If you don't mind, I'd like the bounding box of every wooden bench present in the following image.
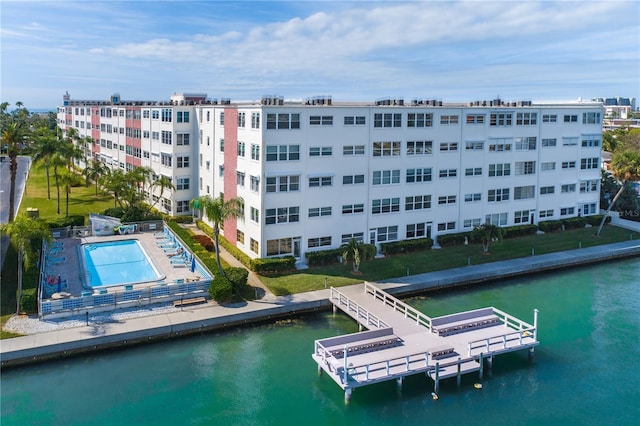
[173,297,207,308]
[429,345,455,359]
[431,308,501,336]
[326,335,400,358]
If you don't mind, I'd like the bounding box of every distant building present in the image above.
[58,93,603,261]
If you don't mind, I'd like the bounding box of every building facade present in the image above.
[59,93,603,262]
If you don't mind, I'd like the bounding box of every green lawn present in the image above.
[259,226,640,296]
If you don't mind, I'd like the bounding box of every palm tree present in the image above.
[82,159,108,195]
[190,195,244,275]
[50,152,67,215]
[471,223,504,253]
[150,174,175,209]
[2,123,23,222]
[341,238,363,273]
[0,214,52,313]
[596,150,640,235]
[59,169,76,217]
[103,168,129,208]
[31,127,58,199]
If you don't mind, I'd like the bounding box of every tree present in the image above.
[31,126,58,199]
[150,174,175,209]
[190,195,244,275]
[82,159,107,195]
[50,152,67,214]
[471,223,504,254]
[596,150,640,235]
[0,214,52,313]
[2,123,23,222]
[341,238,363,273]
[102,168,129,208]
[59,169,76,217]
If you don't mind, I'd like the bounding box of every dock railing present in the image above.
[363,282,433,331]
[329,287,390,329]
[466,307,538,356]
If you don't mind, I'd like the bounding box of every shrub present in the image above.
[193,234,214,252]
[437,232,472,247]
[306,248,342,266]
[170,215,193,224]
[102,207,126,218]
[209,275,233,302]
[45,215,85,228]
[561,217,587,230]
[251,256,296,274]
[224,267,249,294]
[380,238,433,255]
[585,214,611,226]
[502,224,538,239]
[21,288,37,313]
[538,220,563,233]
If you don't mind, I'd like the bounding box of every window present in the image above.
[407,113,433,127]
[236,171,245,187]
[266,175,300,192]
[372,198,400,214]
[485,213,507,226]
[466,114,485,124]
[308,236,332,248]
[490,113,512,126]
[563,115,578,123]
[581,137,600,147]
[309,176,332,187]
[251,112,260,129]
[516,112,537,125]
[540,186,555,195]
[162,198,172,212]
[344,116,366,125]
[343,174,365,185]
[580,157,599,169]
[406,168,432,183]
[582,112,601,124]
[580,180,598,193]
[309,115,333,125]
[342,204,364,214]
[542,114,557,123]
[373,170,400,185]
[560,207,575,216]
[515,137,536,150]
[161,131,172,145]
[250,207,259,223]
[220,111,224,126]
[514,185,535,200]
[236,230,245,245]
[465,167,482,176]
[374,113,402,128]
[343,145,365,155]
[465,141,484,150]
[562,161,576,169]
[439,169,457,178]
[176,177,190,190]
[582,203,597,215]
[561,184,576,193]
[309,207,332,218]
[250,175,260,192]
[152,110,159,120]
[177,111,189,123]
[437,222,456,231]
[309,146,332,156]
[489,163,511,177]
[176,156,189,168]
[405,195,431,210]
[539,209,554,218]
[542,138,557,147]
[237,112,246,128]
[161,108,172,122]
[439,142,458,151]
[488,141,512,151]
[220,139,224,152]
[373,141,400,156]
[464,218,482,228]
[341,233,364,244]
[406,140,432,155]
[438,195,456,205]
[407,223,431,238]
[266,145,300,161]
[250,238,259,254]
[265,207,300,225]
[488,188,509,202]
[266,238,293,256]
[176,134,190,146]
[251,144,260,160]
[440,115,459,125]
[237,141,246,157]
[206,111,210,122]
[219,165,224,177]
[161,153,172,167]
[562,137,578,146]
[266,113,300,129]
[176,200,190,213]
[374,226,398,242]
[540,161,556,172]
[464,193,481,202]
[515,161,536,175]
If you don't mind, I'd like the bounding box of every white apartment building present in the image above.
[59,93,603,262]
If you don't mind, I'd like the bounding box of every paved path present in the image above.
[1,238,639,367]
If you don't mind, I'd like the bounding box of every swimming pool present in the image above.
[81,239,163,288]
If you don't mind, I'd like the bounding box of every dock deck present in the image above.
[312,282,538,400]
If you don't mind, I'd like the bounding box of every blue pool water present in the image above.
[82,239,162,287]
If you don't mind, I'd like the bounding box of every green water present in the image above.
[2,259,639,425]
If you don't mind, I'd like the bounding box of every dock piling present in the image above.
[456,357,462,387]
[479,352,484,380]
[434,362,440,393]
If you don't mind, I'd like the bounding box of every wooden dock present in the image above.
[312,282,539,401]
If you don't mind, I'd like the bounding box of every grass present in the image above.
[258,226,640,296]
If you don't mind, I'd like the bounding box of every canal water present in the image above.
[2,259,639,425]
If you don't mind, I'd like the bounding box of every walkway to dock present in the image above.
[313,282,538,401]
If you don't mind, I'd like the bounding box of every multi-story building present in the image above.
[59,93,603,263]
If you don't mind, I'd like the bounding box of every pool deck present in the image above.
[2,237,640,369]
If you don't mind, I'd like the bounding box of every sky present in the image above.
[1,0,639,110]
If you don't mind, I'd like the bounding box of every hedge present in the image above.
[21,288,37,313]
[251,256,296,273]
[209,275,233,302]
[585,214,612,226]
[224,267,249,294]
[380,238,433,255]
[436,231,472,247]
[538,220,563,233]
[45,215,85,228]
[502,224,538,239]
[306,249,342,266]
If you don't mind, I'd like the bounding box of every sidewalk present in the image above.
[2,239,640,368]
